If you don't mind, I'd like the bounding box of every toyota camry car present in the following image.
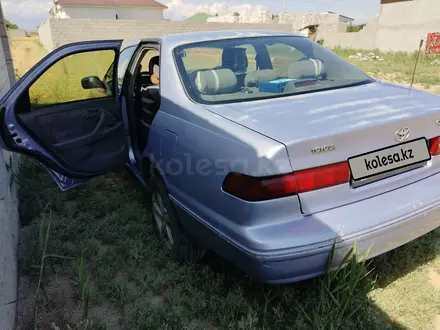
[2,31,440,283]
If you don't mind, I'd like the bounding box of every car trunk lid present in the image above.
[205,81,440,214]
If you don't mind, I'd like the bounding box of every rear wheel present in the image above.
[150,175,206,263]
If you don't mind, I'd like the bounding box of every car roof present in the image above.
[121,30,302,52]
[158,30,300,48]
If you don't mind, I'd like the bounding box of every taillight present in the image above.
[293,162,350,193]
[222,162,350,202]
[429,136,440,156]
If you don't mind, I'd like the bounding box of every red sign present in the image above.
[426,33,440,55]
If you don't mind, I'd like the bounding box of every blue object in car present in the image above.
[258,78,295,93]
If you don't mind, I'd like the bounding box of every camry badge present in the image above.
[311,145,336,154]
[395,128,410,142]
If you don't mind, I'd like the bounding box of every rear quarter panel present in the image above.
[144,51,300,245]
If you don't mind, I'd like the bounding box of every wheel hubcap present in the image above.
[152,192,174,249]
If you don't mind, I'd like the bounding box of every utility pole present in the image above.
[284,0,287,13]
[0,0,15,97]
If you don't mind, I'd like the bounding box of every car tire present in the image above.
[150,175,206,264]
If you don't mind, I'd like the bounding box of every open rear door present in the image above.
[0,40,127,191]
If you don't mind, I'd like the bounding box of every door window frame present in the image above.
[0,40,124,178]
[122,41,161,165]
[27,49,118,110]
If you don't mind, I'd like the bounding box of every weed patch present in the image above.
[333,48,440,89]
[17,158,433,330]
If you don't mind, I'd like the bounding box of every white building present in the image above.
[280,11,354,33]
[49,0,167,20]
[207,10,273,24]
[207,14,238,23]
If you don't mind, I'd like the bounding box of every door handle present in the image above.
[84,109,100,119]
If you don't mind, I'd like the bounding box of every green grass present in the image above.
[333,48,440,89]
[17,158,440,329]
[29,50,114,107]
[185,12,211,22]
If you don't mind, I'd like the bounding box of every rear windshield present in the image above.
[173,36,373,104]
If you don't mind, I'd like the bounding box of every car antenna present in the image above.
[410,39,424,89]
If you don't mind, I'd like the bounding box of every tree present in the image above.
[5,19,18,30]
[233,12,240,17]
[346,23,366,33]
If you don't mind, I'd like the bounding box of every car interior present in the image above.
[126,46,162,163]
[125,44,326,161]
[186,46,327,103]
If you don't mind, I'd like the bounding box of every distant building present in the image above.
[49,0,167,21]
[207,10,273,24]
[280,11,354,33]
[207,14,238,23]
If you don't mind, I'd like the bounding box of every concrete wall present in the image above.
[7,29,27,38]
[38,18,293,51]
[280,12,349,33]
[0,3,19,330]
[38,19,54,50]
[320,17,378,50]
[375,0,440,52]
[55,5,165,20]
[320,0,440,52]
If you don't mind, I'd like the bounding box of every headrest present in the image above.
[245,70,278,87]
[149,56,160,85]
[149,56,160,73]
[195,69,237,95]
[222,48,248,72]
[288,59,325,80]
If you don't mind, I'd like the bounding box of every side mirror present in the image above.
[81,76,105,90]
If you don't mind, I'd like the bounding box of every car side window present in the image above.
[103,62,114,91]
[182,47,223,71]
[117,46,137,86]
[28,50,116,108]
[266,43,305,77]
[141,49,160,73]
[236,44,257,71]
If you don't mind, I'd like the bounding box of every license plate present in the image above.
[348,138,431,181]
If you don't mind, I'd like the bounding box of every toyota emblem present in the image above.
[395,128,410,142]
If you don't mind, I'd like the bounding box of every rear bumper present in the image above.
[172,171,440,284]
[247,201,440,283]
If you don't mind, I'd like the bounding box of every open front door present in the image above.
[0,40,127,191]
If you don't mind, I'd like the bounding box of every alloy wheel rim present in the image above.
[152,192,174,250]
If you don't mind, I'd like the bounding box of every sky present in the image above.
[2,0,381,30]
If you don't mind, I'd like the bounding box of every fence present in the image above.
[38,18,293,50]
[320,0,440,52]
[7,29,28,38]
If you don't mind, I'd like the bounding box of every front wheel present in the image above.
[150,175,206,263]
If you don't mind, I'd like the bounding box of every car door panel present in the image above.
[0,40,127,190]
[18,97,126,173]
